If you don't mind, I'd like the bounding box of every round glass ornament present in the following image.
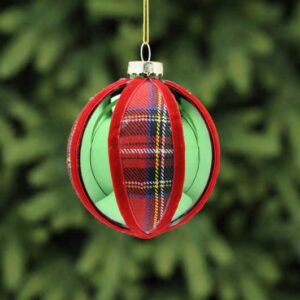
[67,61,220,239]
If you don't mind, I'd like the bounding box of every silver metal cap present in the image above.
[127,61,163,77]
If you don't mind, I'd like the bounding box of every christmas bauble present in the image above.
[67,61,220,239]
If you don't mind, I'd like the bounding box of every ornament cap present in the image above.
[127,61,163,78]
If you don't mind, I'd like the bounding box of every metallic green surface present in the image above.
[80,97,213,224]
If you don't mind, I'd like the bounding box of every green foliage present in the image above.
[0,0,300,299]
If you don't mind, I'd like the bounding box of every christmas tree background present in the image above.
[0,0,300,299]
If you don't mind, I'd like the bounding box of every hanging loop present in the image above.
[140,42,151,62]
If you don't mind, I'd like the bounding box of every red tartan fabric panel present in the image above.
[119,80,174,232]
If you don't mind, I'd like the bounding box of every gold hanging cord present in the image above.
[141,0,151,61]
[143,0,150,43]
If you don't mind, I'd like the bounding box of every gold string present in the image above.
[143,0,150,43]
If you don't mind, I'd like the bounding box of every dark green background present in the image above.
[0,0,299,299]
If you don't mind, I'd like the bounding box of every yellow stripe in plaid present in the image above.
[123,115,169,121]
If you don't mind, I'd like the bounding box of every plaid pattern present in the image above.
[119,81,174,232]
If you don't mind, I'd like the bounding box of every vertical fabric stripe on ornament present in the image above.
[119,80,174,232]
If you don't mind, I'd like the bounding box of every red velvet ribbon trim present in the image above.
[68,78,132,235]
